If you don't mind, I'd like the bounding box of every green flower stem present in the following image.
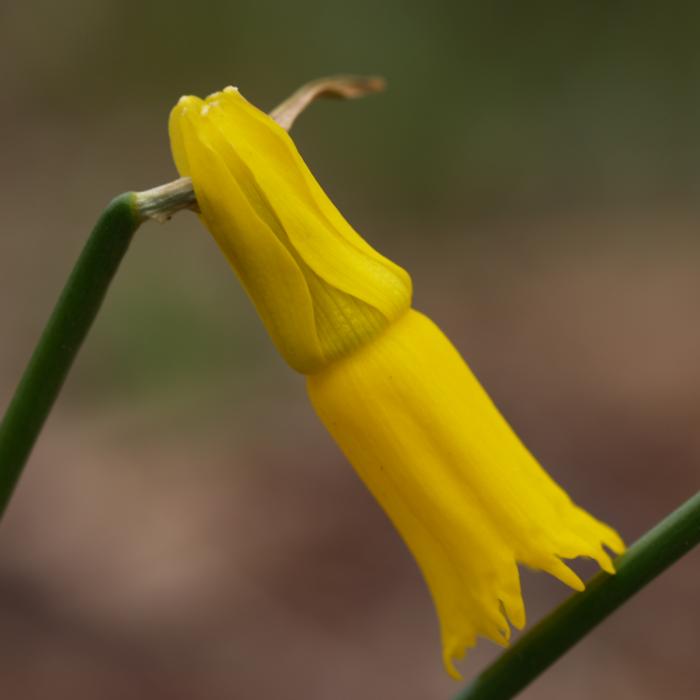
[456,489,700,700]
[0,193,142,518]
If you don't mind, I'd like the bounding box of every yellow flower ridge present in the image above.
[170,86,411,374]
[169,86,625,678]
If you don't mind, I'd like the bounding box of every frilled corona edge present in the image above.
[169,85,625,679]
[307,309,625,678]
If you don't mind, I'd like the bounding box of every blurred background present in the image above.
[1,1,699,698]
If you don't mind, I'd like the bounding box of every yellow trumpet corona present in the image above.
[169,86,625,678]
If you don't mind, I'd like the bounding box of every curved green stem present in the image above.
[456,489,700,700]
[0,193,141,518]
[0,74,378,522]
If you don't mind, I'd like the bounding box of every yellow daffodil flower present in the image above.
[169,86,625,678]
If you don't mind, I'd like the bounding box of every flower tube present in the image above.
[169,86,624,678]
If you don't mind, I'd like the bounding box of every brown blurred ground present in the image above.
[1,2,699,699]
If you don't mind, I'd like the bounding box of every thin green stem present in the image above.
[0,74,377,522]
[0,193,142,518]
[455,490,700,700]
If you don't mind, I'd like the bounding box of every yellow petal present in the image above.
[173,98,324,373]
[168,88,412,371]
[307,309,624,677]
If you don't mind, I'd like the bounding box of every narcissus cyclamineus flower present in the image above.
[169,86,625,678]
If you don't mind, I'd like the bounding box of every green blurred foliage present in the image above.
[5,0,700,216]
[4,0,700,403]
